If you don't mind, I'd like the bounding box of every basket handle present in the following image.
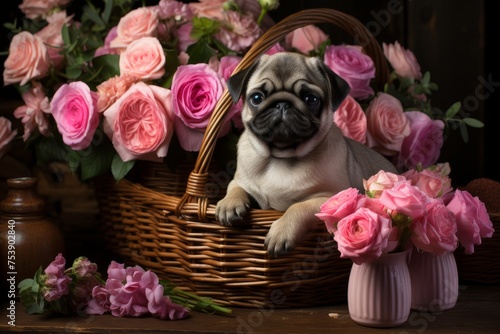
[176,8,390,220]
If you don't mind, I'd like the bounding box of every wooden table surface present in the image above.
[1,283,499,333]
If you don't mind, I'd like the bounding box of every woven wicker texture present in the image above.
[96,8,390,308]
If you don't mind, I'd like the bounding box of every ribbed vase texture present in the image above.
[408,250,459,311]
[347,250,411,327]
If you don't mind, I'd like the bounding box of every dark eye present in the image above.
[249,92,264,106]
[302,93,320,108]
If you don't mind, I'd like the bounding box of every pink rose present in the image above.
[265,43,286,55]
[402,168,452,198]
[323,44,375,100]
[103,82,174,162]
[219,55,244,128]
[446,190,495,254]
[189,0,226,20]
[119,37,166,81]
[0,117,17,159]
[410,199,458,254]
[379,180,428,220]
[19,0,71,20]
[96,74,135,113]
[50,81,99,150]
[284,25,329,55]
[215,11,261,53]
[362,170,405,198]
[171,63,226,151]
[334,207,392,264]
[13,81,51,141]
[34,11,72,69]
[3,31,50,86]
[316,188,361,233]
[383,41,422,80]
[365,93,411,156]
[395,111,444,170]
[334,95,367,144]
[110,7,159,51]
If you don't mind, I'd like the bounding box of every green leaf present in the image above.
[79,135,115,181]
[459,122,469,143]
[111,154,135,181]
[462,117,485,128]
[61,24,71,47]
[102,0,114,23]
[445,101,461,118]
[92,54,120,79]
[35,136,70,165]
[186,40,217,64]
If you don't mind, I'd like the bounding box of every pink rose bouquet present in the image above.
[316,165,495,264]
[18,253,232,319]
[2,0,280,181]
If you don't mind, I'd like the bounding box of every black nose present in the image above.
[276,102,291,113]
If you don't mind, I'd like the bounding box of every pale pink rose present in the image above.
[96,74,135,113]
[355,196,388,216]
[402,168,452,198]
[171,63,226,151]
[334,207,392,264]
[0,118,18,159]
[395,111,444,170]
[13,81,51,141]
[334,95,367,144]
[285,25,329,55]
[119,37,166,81]
[362,170,405,198]
[50,81,99,150]
[110,7,159,51]
[316,188,361,233]
[265,43,286,55]
[383,41,422,80]
[365,93,411,156]
[34,11,72,69]
[19,0,71,20]
[189,0,226,20]
[410,199,458,254]
[215,11,261,53]
[323,44,375,100]
[3,31,50,86]
[94,26,119,57]
[379,180,428,220]
[103,82,174,162]
[446,190,495,254]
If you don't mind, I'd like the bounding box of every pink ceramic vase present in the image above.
[347,250,412,327]
[408,249,459,311]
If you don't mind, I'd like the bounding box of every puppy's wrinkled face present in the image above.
[228,52,349,158]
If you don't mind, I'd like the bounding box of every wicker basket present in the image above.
[95,8,391,308]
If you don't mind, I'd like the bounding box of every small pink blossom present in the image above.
[218,55,244,128]
[0,118,17,159]
[323,44,375,100]
[96,74,135,113]
[383,41,422,80]
[42,253,71,302]
[365,92,411,156]
[334,95,367,144]
[19,0,71,20]
[215,11,261,53]
[94,26,119,57]
[13,81,51,141]
[446,190,495,254]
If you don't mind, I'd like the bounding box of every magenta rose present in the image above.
[365,92,411,156]
[334,95,367,144]
[395,111,444,170]
[383,41,422,80]
[334,207,392,264]
[315,188,361,233]
[171,63,226,151]
[103,82,174,162]
[410,199,458,254]
[50,81,99,150]
[285,25,329,55]
[323,44,375,100]
[446,190,495,254]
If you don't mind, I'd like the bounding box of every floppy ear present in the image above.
[318,62,351,111]
[227,59,261,103]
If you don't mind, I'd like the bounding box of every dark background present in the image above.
[1,0,498,187]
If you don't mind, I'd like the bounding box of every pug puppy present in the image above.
[215,52,397,256]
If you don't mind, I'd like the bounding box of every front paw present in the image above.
[215,196,251,226]
[264,217,303,257]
